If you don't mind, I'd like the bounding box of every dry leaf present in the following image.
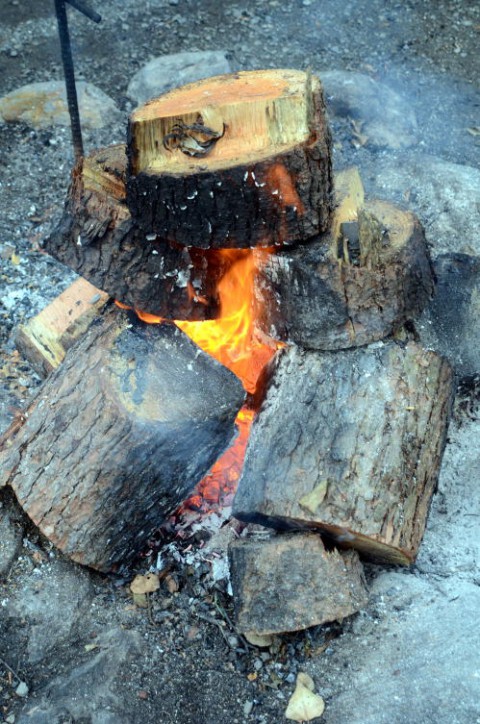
[84,643,99,652]
[132,592,148,608]
[467,126,480,137]
[11,252,21,265]
[350,118,369,148]
[285,672,325,722]
[299,480,328,514]
[130,573,160,595]
[165,574,179,594]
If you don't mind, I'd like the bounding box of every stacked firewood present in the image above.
[0,71,453,636]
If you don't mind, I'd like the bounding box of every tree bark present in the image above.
[126,69,333,248]
[229,532,368,635]
[1,305,245,571]
[233,341,454,565]
[45,145,225,320]
[254,198,434,350]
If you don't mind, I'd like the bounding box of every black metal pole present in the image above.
[54,0,84,160]
[65,0,101,23]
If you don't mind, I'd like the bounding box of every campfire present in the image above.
[0,69,454,637]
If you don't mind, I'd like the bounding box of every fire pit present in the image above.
[0,69,454,635]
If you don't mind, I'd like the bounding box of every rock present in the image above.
[229,532,368,635]
[364,154,480,257]
[18,627,142,724]
[417,254,480,379]
[0,81,121,129]
[15,681,29,697]
[7,558,93,664]
[319,70,418,148]
[0,495,23,577]
[126,51,233,106]
[312,573,480,724]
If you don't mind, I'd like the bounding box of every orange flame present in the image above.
[118,247,278,513]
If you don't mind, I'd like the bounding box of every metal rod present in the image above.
[65,0,101,23]
[54,0,84,160]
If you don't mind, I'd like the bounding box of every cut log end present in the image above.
[126,69,333,248]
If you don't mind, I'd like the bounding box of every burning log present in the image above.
[254,193,434,350]
[233,341,454,565]
[229,532,369,635]
[45,145,224,320]
[126,69,333,249]
[0,305,245,571]
[15,278,108,377]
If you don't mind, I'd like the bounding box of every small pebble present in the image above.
[243,700,254,716]
[15,681,28,697]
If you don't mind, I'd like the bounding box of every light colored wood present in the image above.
[126,69,333,248]
[82,143,126,200]
[129,69,316,175]
[15,278,109,376]
[331,166,365,241]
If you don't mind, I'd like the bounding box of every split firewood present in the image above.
[0,305,245,571]
[233,341,454,565]
[254,168,434,350]
[15,278,108,377]
[45,145,225,320]
[126,69,333,249]
[229,532,368,635]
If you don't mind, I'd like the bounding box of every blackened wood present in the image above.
[416,253,480,380]
[254,200,434,350]
[233,341,454,565]
[0,305,245,571]
[229,532,368,635]
[126,70,333,248]
[45,145,223,320]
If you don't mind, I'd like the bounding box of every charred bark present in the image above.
[126,69,333,248]
[45,145,224,320]
[254,200,434,350]
[233,341,454,565]
[1,305,245,571]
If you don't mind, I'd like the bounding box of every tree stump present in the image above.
[229,532,369,635]
[0,305,245,571]
[233,341,454,565]
[45,145,225,320]
[254,192,434,350]
[126,69,333,248]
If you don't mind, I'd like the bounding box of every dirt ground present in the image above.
[0,1,479,723]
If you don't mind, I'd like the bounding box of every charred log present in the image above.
[45,145,224,320]
[0,305,245,571]
[126,69,333,248]
[254,199,434,350]
[233,341,454,565]
[229,532,368,635]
